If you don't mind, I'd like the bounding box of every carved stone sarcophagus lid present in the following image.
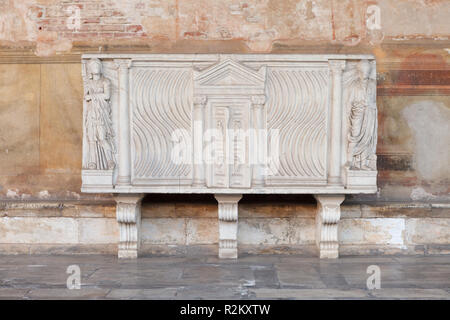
[81,54,378,259]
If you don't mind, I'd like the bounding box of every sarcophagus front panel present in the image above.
[81,54,378,194]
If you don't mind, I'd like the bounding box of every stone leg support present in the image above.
[313,195,345,259]
[114,194,144,259]
[215,194,242,259]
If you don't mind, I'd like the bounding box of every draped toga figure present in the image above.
[83,58,116,170]
[344,60,378,171]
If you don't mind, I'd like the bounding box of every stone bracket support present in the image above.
[114,193,144,259]
[215,194,242,259]
[313,194,345,259]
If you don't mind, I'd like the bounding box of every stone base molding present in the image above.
[114,194,144,259]
[314,195,345,259]
[215,194,242,259]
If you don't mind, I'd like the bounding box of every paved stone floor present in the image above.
[0,254,449,299]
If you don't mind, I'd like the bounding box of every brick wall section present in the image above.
[29,1,146,40]
[2,0,449,45]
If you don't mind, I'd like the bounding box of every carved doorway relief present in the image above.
[206,100,251,188]
[193,57,266,189]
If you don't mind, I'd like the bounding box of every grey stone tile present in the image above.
[276,264,327,289]
[277,256,320,264]
[25,288,109,299]
[393,255,450,264]
[250,288,370,299]
[368,288,450,299]
[0,288,29,299]
[206,255,280,265]
[107,288,178,299]
[0,267,70,289]
[181,265,255,286]
[335,256,398,264]
[253,268,280,288]
[176,285,250,300]
[85,268,184,289]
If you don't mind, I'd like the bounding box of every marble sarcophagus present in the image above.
[81,54,378,259]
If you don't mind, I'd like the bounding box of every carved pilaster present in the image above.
[193,96,207,187]
[251,95,266,187]
[314,194,345,259]
[328,60,346,185]
[114,193,144,259]
[115,59,132,186]
[215,194,242,259]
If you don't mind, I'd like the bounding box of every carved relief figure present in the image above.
[83,58,116,170]
[344,60,377,170]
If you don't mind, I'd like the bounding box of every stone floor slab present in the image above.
[107,288,178,299]
[369,288,449,299]
[0,254,448,299]
[250,288,370,299]
[25,288,110,299]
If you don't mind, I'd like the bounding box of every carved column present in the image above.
[215,194,242,259]
[115,194,144,259]
[193,96,207,187]
[115,59,132,185]
[251,95,266,187]
[314,194,345,259]
[328,60,346,185]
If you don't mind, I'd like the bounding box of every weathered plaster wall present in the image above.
[1,0,449,54]
[0,0,449,255]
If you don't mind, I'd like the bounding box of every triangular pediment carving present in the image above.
[194,58,265,87]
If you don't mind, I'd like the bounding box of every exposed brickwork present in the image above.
[1,0,449,48]
[29,0,147,40]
